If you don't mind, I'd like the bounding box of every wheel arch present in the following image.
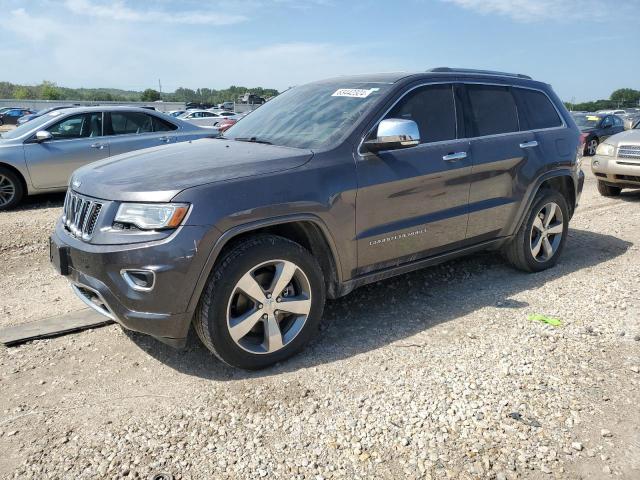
[187,215,344,313]
[0,162,28,194]
[511,170,577,236]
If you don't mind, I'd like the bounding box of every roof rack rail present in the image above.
[428,67,532,80]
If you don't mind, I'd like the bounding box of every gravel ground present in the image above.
[0,165,638,479]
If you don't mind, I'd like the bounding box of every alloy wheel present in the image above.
[0,174,16,207]
[226,259,312,354]
[530,202,564,262]
[586,139,598,156]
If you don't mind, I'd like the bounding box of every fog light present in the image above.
[593,160,600,167]
[121,269,155,292]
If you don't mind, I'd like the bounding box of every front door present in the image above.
[24,112,108,189]
[355,83,471,272]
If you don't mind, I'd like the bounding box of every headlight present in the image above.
[114,203,189,230]
[596,143,615,156]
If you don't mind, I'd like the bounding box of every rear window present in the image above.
[152,116,178,132]
[465,85,519,136]
[110,112,153,135]
[513,88,562,130]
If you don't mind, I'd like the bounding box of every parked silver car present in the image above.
[0,106,214,210]
[592,124,640,196]
[179,110,239,128]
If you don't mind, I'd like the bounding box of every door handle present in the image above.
[90,143,105,150]
[158,136,171,143]
[519,140,538,149]
[442,152,467,162]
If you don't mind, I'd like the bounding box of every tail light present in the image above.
[218,119,237,133]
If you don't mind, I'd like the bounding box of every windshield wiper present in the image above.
[234,136,273,145]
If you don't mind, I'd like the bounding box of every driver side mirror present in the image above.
[35,130,53,142]
[364,118,420,153]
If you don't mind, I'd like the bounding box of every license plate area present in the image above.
[50,236,71,276]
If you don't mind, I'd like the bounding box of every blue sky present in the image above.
[0,0,638,102]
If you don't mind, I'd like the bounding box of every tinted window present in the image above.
[613,116,623,126]
[152,116,177,132]
[465,85,519,136]
[601,116,613,128]
[513,88,562,130]
[385,84,456,143]
[110,112,153,135]
[46,113,103,140]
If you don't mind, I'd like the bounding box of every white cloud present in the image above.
[441,0,640,22]
[63,0,248,26]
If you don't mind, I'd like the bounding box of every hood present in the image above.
[578,126,598,133]
[73,138,313,202]
[603,128,640,146]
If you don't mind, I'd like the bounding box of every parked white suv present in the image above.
[592,125,640,196]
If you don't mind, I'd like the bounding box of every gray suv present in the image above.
[50,69,584,369]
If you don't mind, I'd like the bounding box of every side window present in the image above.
[512,88,562,130]
[465,84,519,136]
[385,84,457,144]
[109,112,153,135]
[46,113,103,140]
[613,116,623,127]
[152,116,178,132]
[601,116,613,128]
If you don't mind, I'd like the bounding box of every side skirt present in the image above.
[337,237,509,297]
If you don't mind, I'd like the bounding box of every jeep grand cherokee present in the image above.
[50,68,584,369]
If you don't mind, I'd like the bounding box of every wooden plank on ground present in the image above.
[0,309,114,346]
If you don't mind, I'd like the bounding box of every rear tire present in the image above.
[503,189,569,272]
[584,137,598,156]
[597,180,621,197]
[0,167,24,211]
[194,234,325,369]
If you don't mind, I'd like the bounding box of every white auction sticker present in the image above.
[331,88,379,98]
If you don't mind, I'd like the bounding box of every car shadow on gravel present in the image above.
[14,192,65,211]
[126,228,632,380]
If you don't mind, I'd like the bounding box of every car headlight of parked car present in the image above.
[114,203,190,230]
[596,143,615,156]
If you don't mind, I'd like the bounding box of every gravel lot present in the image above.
[0,164,638,479]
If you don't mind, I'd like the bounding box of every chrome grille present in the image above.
[62,191,103,240]
[618,145,640,160]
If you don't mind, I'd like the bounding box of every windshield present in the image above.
[225,81,392,149]
[0,112,56,139]
[573,114,601,129]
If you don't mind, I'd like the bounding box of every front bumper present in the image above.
[591,155,640,187]
[51,220,217,348]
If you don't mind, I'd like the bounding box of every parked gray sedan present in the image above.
[0,106,215,210]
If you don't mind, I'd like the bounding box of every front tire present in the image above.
[0,167,24,211]
[597,180,621,197]
[194,234,325,369]
[503,190,569,272]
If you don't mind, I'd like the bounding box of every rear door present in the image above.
[105,111,177,156]
[355,83,472,271]
[24,112,108,189]
[463,84,543,241]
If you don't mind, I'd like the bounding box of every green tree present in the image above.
[610,88,640,108]
[14,87,32,99]
[40,81,62,100]
[141,88,161,102]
